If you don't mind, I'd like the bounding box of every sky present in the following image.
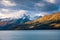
[0,0,60,19]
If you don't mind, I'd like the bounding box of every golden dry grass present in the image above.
[25,12,60,28]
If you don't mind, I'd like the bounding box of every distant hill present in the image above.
[13,12,60,30]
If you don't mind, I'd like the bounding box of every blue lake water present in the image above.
[0,30,60,40]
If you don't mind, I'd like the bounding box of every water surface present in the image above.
[0,30,60,40]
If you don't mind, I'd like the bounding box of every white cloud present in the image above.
[1,0,16,7]
[44,0,56,3]
[35,12,49,16]
[0,9,28,19]
[35,2,45,7]
[1,9,10,13]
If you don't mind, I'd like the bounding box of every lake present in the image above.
[0,30,60,40]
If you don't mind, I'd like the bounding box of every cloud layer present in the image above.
[0,0,16,7]
[0,9,27,19]
[0,0,60,20]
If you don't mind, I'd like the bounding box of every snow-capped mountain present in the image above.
[0,13,42,24]
[15,14,31,25]
[0,14,30,29]
[0,13,42,29]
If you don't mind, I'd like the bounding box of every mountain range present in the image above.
[0,14,41,30]
[0,12,60,30]
[13,12,60,30]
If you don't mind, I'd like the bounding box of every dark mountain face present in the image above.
[15,14,30,25]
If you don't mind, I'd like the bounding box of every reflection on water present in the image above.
[0,30,60,40]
